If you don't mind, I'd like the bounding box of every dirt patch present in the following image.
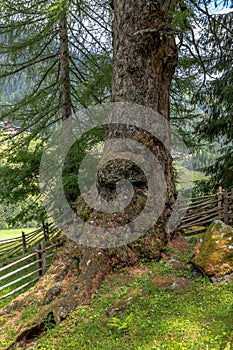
[126,265,150,277]
[168,235,189,253]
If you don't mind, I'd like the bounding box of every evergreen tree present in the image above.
[171,2,233,191]
[0,2,232,338]
[0,0,112,223]
[196,11,233,190]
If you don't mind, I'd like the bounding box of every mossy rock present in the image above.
[107,287,142,316]
[150,275,175,288]
[191,220,233,277]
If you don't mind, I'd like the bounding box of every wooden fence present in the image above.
[179,187,233,235]
[0,240,58,300]
[0,187,232,300]
[0,223,59,258]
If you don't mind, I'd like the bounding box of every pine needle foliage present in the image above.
[0,0,112,223]
[172,1,233,190]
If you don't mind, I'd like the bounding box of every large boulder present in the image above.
[191,220,233,281]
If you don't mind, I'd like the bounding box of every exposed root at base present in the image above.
[2,226,168,349]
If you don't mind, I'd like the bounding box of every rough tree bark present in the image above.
[97,0,178,246]
[112,0,177,114]
[59,14,72,121]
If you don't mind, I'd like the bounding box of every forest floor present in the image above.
[0,233,232,350]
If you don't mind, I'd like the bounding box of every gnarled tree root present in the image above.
[4,243,111,349]
[3,229,164,349]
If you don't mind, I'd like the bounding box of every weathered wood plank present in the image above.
[181,212,219,229]
[183,227,207,235]
[218,186,224,220]
[0,260,39,282]
[181,207,219,224]
[190,193,217,201]
[45,253,54,259]
[0,277,39,300]
[224,191,229,224]
[0,236,22,245]
[179,198,218,213]
[0,252,37,273]
[36,241,46,277]
[0,269,40,292]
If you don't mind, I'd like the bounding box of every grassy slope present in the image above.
[0,228,38,241]
[175,164,208,190]
[36,279,232,350]
[0,235,232,350]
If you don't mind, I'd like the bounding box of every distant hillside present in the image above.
[0,74,27,103]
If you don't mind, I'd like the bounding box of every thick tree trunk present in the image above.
[97,0,178,245]
[111,0,177,115]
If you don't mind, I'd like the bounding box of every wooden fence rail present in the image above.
[0,241,57,300]
[0,223,59,258]
[179,187,233,235]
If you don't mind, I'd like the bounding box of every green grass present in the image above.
[34,271,233,350]
[0,227,38,241]
[174,164,208,190]
[0,227,45,265]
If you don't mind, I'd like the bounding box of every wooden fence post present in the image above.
[230,189,233,226]
[37,240,46,277]
[218,186,223,220]
[43,222,49,241]
[223,191,229,225]
[22,231,26,256]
